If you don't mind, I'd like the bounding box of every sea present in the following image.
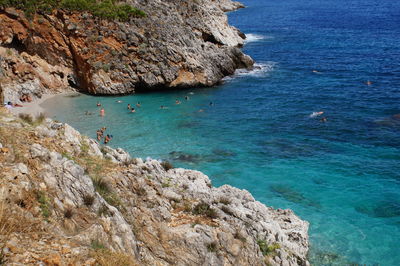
[43,0,400,264]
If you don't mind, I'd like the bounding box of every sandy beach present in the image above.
[9,92,78,117]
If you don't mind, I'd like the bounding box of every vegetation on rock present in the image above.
[0,0,146,20]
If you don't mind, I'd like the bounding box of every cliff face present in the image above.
[0,0,253,103]
[0,109,309,265]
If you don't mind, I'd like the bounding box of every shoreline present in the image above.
[9,91,79,117]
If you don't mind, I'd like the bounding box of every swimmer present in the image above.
[175,99,181,105]
[96,130,102,141]
[209,102,213,106]
[365,80,373,86]
[312,70,321,74]
[185,96,189,101]
[310,111,324,118]
[136,102,141,108]
[104,134,111,144]
[131,107,136,113]
[160,105,168,109]
[100,108,105,117]
[320,117,328,122]
[97,102,101,107]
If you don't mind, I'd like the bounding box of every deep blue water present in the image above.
[43,0,400,264]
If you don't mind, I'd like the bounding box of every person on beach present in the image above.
[97,102,101,107]
[131,107,136,113]
[127,104,131,110]
[100,108,105,116]
[136,102,141,108]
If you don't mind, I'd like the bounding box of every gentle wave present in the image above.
[244,33,272,43]
[234,62,276,78]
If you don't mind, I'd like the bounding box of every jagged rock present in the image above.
[0,0,253,98]
[0,111,309,265]
[64,124,81,145]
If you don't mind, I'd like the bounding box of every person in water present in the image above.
[104,134,112,144]
[97,102,101,107]
[136,102,141,108]
[131,107,136,113]
[175,99,181,105]
[127,104,131,110]
[209,102,213,106]
[310,111,324,118]
[185,96,189,101]
[100,108,105,116]
[320,117,328,122]
[96,129,102,141]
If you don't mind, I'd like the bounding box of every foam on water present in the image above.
[244,33,270,43]
[234,62,275,77]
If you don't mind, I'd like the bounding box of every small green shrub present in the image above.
[257,240,280,257]
[19,113,33,124]
[36,191,50,218]
[192,202,218,219]
[91,239,105,250]
[83,194,95,206]
[219,197,231,205]
[0,0,146,21]
[206,241,218,252]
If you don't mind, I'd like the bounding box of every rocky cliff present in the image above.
[0,109,309,265]
[0,0,253,103]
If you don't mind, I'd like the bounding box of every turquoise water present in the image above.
[43,0,400,264]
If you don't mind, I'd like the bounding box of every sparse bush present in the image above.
[64,208,73,219]
[206,241,218,252]
[257,240,280,257]
[97,204,112,217]
[90,248,137,265]
[234,231,246,243]
[219,197,231,205]
[0,0,146,21]
[192,202,218,219]
[161,161,173,171]
[83,194,95,206]
[91,239,105,250]
[36,191,50,218]
[221,205,234,216]
[18,112,46,126]
[19,113,33,124]
[83,194,94,207]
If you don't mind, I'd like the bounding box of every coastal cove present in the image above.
[41,0,400,265]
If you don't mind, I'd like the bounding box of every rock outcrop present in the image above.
[0,0,253,103]
[0,109,309,265]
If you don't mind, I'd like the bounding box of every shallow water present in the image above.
[43,0,400,264]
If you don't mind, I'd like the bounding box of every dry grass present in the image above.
[90,249,138,266]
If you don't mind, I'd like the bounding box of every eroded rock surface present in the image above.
[0,0,253,103]
[0,109,309,265]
